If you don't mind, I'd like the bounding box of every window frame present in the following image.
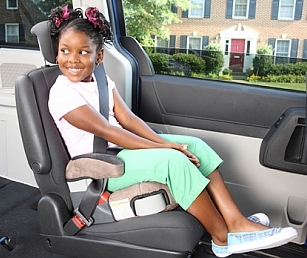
[275,39,291,63]
[155,37,169,48]
[188,0,205,18]
[232,0,250,19]
[278,0,296,20]
[5,23,19,44]
[6,0,18,10]
[187,36,202,50]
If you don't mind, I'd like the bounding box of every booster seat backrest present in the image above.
[31,21,57,64]
[15,65,73,210]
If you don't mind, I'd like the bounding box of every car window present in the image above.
[0,0,72,49]
[2,1,306,92]
[124,0,306,92]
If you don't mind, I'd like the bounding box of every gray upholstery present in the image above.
[31,21,57,63]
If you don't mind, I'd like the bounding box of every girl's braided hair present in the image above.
[49,5,112,52]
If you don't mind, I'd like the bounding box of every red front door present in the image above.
[229,39,245,72]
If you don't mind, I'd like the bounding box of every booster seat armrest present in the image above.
[66,153,124,181]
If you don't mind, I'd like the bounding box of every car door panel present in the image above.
[138,74,305,137]
[138,74,307,230]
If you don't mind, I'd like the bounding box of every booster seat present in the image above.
[14,20,205,258]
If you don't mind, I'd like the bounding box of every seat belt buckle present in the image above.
[73,207,94,227]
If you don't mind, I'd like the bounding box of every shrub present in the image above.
[148,53,170,74]
[222,67,232,75]
[172,53,206,75]
[253,44,274,76]
[247,75,262,82]
[264,74,305,83]
[219,74,233,80]
[269,62,307,76]
[246,68,254,77]
[203,43,224,74]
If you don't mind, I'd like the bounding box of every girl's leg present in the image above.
[187,189,228,246]
[108,147,230,246]
[160,134,268,232]
[206,169,268,232]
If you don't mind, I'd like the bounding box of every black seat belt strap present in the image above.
[64,64,110,235]
[93,64,109,154]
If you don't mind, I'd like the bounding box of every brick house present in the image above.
[161,0,307,72]
[0,0,45,46]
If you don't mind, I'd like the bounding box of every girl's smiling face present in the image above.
[57,29,103,83]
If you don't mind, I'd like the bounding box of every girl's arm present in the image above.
[113,87,200,167]
[63,87,200,166]
[62,102,181,150]
[113,87,167,144]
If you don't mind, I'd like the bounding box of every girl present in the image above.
[48,5,297,257]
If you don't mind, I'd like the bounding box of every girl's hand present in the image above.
[181,145,200,168]
[163,142,200,167]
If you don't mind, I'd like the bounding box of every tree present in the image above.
[124,0,189,46]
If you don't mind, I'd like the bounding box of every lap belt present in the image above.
[64,178,107,235]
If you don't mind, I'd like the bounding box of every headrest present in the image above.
[31,21,57,64]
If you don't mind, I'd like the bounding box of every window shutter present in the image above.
[182,10,188,18]
[290,39,299,58]
[169,35,176,48]
[302,39,307,59]
[171,5,177,14]
[226,0,233,18]
[19,24,24,43]
[268,38,276,54]
[0,24,5,42]
[294,0,303,20]
[180,36,187,49]
[202,36,209,49]
[271,0,279,20]
[204,0,211,18]
[248,0,257,19]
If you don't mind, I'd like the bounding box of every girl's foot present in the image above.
[228,227,298,254]
[211,213,271,257]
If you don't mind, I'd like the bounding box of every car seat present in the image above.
[14,20,205,258]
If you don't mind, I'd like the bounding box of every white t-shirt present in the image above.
[48,74,122,157]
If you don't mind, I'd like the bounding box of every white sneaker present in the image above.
[247,213,270,226]
[211,213,271,257]
[228,227,298,253]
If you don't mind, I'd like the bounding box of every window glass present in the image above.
[7,0,18,9]
[1,0,72,48]
[123,1,305,92]
[275,40,290,63]
[188,37,201,49]
[279,0,295,19]
[157,38,169,48]
[233,0,248,18]
[6,24,19,43]
[189,0,204,18]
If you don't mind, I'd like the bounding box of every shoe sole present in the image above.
[228,227,298,254]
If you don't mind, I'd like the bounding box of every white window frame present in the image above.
[188,36,202,50]
[5,23,19,43]
[232,0,250,19]
[156,37,169,48]
[6,0,18,10]
[275,39,291,63]
[278,0,296,20]
[189,0,205,18]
